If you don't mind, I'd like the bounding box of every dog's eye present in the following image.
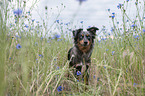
[87,35,90,39]
[80,35,84,39]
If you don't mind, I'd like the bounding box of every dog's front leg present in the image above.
[84,63,90,85]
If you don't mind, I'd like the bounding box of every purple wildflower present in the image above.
[77,0,87,5]
[111,15,115,19]
[54,34,61,39]
[112,51,115,55]
[133,83,137,87]
[16,44,22,49]
[143,29,145,32]
[108,9,110,12]
[97,77,100,81]
[57,86,62,92]
[131,24,137,28]
[117,3,123,9]
[56,20,59,23]
[13,9,22,17]
[80,21,83,23]
[76,71,81,76]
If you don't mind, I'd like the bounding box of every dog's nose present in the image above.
[84,41,88,45]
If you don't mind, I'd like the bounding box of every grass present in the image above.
[0,0,145,96]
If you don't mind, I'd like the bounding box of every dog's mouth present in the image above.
[83,42,89,46]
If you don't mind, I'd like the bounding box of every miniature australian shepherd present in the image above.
[68,27,99,85]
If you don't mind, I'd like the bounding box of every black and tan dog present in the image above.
[68,27,99,85]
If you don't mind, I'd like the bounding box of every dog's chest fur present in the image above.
[69,46,93,67]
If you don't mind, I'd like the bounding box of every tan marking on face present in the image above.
[87,40,90,45]
[77,39,92,53]
[79,39,84,45]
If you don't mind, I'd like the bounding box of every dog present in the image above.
[68,27,99,85]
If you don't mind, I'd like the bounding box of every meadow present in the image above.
[0,0,145,96]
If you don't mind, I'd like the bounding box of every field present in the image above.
[0,0,145,96]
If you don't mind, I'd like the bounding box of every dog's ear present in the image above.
[87,27,99,35]
[72,28,83,37]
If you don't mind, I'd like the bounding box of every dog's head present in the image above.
[73,27,99,47]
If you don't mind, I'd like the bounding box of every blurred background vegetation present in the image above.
[0,0,145,96]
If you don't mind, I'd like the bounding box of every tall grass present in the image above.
[0,0,144,96]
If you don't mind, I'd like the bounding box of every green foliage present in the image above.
[0,0,144,96]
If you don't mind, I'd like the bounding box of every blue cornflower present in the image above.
[88,26,91,28]
[41,37,43,40]
[112,12,115,15]
[54,34,61,39]
[131,24,137,28]
[143,29,145,32]
[35,42,38,45]
[32,19,35,22]
[104,66,106,69]
[47,40,50,43]
[25,24,29,28]
[133,83,137,87]
[57,39,60,41]
[65,23,69,25]
[39,54,43,57]
[13,9,22,17]
[112,51,115,55]
[56,20,59,23]
[80,21,83,23]
[16,44,22,49]
[97,77,100,81]
[52,37,55,40]
[93,75,95,79]
[106,49,109,51]
[57,86,62,92]
[77,0,87,5]
[111,15,115,19]
[117,3,123,9]
[108,9,110,12]
[82,78,84,81]
[56,66,60,70]
[101,38,107,40]
[27,11,30,15]
[76,71,81,76]
[126,0,129,2]
[134,35,139,38]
